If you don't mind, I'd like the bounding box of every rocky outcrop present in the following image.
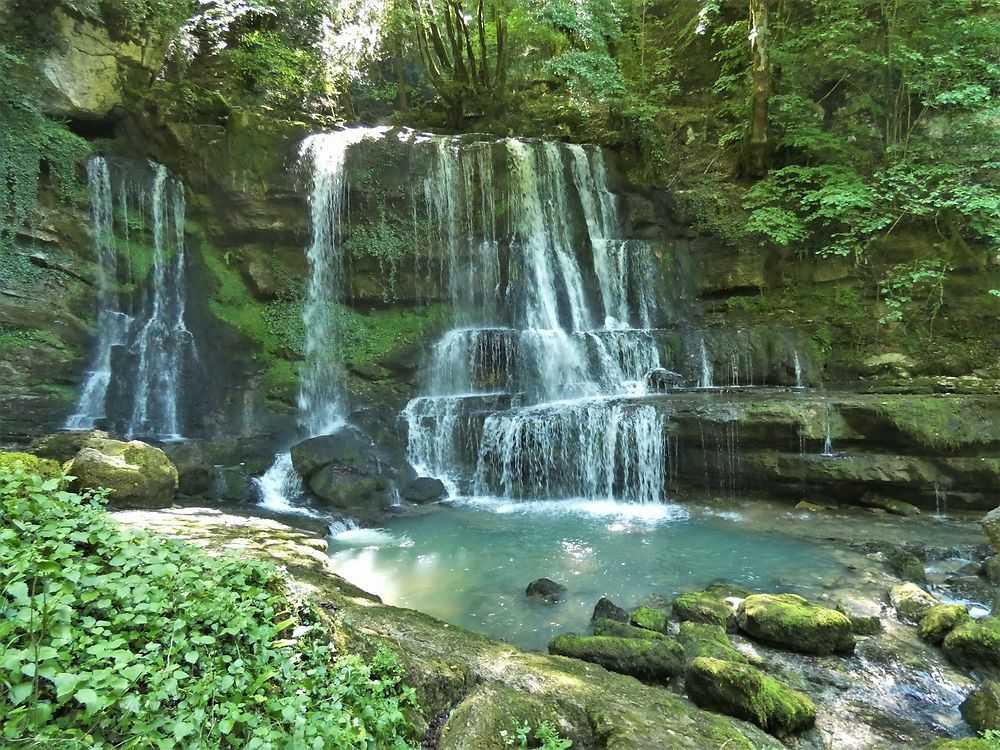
[41,8,171,121]
[67,436,178,508]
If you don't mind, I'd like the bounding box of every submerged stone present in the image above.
[630,606,669,634]
[942,617,1000,675]
[592,597,630,624]
[685,657,816,736]
[918,605,972,646]
[836,604,882,636]
[525,578,566,605]
[548,634,684,682]
[890,582,940,624]
[960,681,1000,733]
[736,594,855,655]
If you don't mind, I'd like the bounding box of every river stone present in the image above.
[836,603,883,636]
[942,617,1000,675]
[736,594,855,655]
[31,430,108,463]
[290,428,373,479]
[677,621,747,665]
[882,544,928,584]
[960,681,1000,733]
[308,466,389,512]
[684,657,816,736]
[890,582,940,624]
[630,606,669,634]
[593,619,670,641]
[68,438,177,508]
[592,597,630,623]
[984,556,1000,585]
[548,634,684,682]
[672,591,735,628]
[525,578,566,605]
[402,477,447,503]
[983,507,1000,554]
[918,605,972,646]
[861,492,921,517]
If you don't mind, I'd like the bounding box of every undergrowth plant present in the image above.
[0,464,418,749]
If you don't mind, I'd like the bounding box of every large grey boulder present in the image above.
[290,428,373,479]
[68,437,178,508]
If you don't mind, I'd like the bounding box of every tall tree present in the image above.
[745,0,773,176]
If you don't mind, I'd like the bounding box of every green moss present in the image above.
[38,383,78,402]
[875,395,1000,450]
[548,634,684,682]
[921,740,993,750]
[942,617,1000,674]
[918,605,972,646]
[342,305,446,366]
[736,594,855,655]
[960,681,1000,734]
[0,451,63,479]
[672,591,734,628]
[630,605,669,634]
[117,236,158,289]
[592,618,670,641]
[685,657,816,736]
[677,621,748,665]
[0,327,68,353]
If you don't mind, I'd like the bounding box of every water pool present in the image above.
[327,498,849,651]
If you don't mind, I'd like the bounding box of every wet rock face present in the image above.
[67,437,178,508]
[548,634,684,682]
[525,578,566,604]
[891,583,941,624]
[401,477,447,504]
[982,507,1000,554]
[591,597,630,624]
[736,594,855,655]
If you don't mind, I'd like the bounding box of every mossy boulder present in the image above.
[592,618,670,641]
[736,594,855,655]
[630,606,669,634]
[983,507,1000,554]
[548,634,684,682]
[0,451,62,480]
[31,430,103,463]
[921,740,993,750]
[960,681,1000,733]
[918,605,972,646]
[890,582,940,624]
[673,591,735,628]
[836,603,882,635]
[67,438,178,508]
[685,657,816,736]
[861,492,921,517]
[942,617,1000,675]
[882,544,928,584]
[677,622,748,665]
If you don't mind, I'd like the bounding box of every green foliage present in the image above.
[984,728,1000,749]
[0,465,419,749]
[878,259,948,327]
[343,215,415,303]
[342,305,446,366]
[502,719,573,750]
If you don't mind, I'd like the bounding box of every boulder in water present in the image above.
[890,582,940,624]
[592,597,630,623]
[67,438,178,508]
[593,619,670,641]
[548,634,683,682]
[942,617,1000,675]
[684,657,815,736]
[672,589,737,629]
[861,492,921,517]
[630,606,669,634]
[525,578,566,604]
[308,465,390,513]
[736,594,855,655]
[961,681,1000,733]
[402,477,447,504]
[982,507,1000,554]
[918,604,972,645]
[677,622,748,666]
[290,428,373,479]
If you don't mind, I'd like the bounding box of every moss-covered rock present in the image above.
[631,606,669,634]
[684,657,816,736]
[548,634,684,682]
[960,681,1000,733]
[592,618,670,641]
[983,507,1000,554]
[942,617,1000,675]
[68,438,178,508]
[920,740,993,750]
[918,605,972,646]
[672,591,735,628]
[881,543,928,584]
[836,603,883,635]
[861,492,921,516]
[890,582,941,624]
[677,622,747,665]
[0,451,62,480]
[736,594,855,655]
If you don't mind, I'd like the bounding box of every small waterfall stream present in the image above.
[67,157,194,440]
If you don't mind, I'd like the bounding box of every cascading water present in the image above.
[256,127,388,512]
[405,137,669,503]
[67,157,193,440]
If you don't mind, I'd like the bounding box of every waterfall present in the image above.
[67,157,193,440]
[404,136,669,503]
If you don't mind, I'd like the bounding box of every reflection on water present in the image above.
[327,497,847,651]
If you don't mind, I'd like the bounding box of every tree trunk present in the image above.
[746,0,773,177]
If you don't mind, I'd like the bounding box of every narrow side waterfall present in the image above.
[405,137,668,503]
[67,157,194,440]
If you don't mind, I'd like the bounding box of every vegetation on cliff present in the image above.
[0,463,418,748]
